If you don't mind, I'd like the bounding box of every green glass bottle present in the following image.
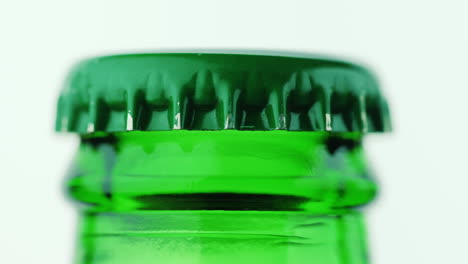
[56,53,391,264]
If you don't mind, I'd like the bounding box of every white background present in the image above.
[1,1,467,263]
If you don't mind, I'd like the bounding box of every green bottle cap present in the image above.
[55,53,391,133]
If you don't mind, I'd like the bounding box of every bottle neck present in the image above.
[68,131,375,264]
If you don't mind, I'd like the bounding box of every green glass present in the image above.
[67,130,376,264]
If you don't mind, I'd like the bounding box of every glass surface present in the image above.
[67,130,376,264]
